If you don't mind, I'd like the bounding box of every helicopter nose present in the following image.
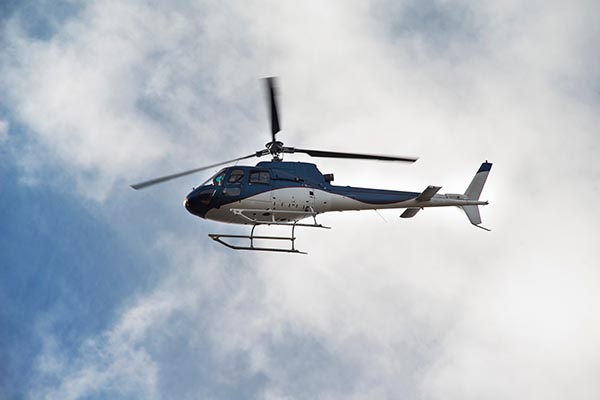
[184,195,204,217]
[184,195,201,212]
[184,188,215,218]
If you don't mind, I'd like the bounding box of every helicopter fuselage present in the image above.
[184,161,488,225]
[131,77,492,252]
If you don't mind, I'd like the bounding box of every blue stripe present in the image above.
[329,186,418,205]
[217,185,419,207]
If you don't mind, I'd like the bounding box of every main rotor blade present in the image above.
[130,153,263,190]
[264,77,280,141]
[290,148,419,163]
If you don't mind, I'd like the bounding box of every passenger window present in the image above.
[249,170,270,184]
[227,169,244,184]
[223,187,241,196]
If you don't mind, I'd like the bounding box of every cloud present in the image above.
[27,236,268,399]
[0,1,268,200]
[2,0,599,399]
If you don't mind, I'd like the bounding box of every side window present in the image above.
[223,187,241,196]
[249,170,271,184]
[227,169,244,184]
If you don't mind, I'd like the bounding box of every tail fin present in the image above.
[465,162,492,200]
[462,162,492,230]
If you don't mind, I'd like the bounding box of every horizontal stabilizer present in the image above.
[416,185,442,201]
[400,208,421,218]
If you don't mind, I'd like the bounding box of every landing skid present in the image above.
[209,209,330,254]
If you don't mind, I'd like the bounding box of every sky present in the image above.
[1,0,599,399]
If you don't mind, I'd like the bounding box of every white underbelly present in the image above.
[205,187,334,224]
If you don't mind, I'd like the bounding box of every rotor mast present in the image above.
[264,77,284,161]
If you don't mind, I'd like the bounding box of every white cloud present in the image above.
[1,1,267,200]
[3,0,599,399]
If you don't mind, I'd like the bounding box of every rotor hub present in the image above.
[266,140,285,157]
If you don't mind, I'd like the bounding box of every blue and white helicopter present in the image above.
[132,78,492,253]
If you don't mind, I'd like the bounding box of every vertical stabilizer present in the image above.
[462,162,492,230]
[465,162,492,200]
[463,205,482,225]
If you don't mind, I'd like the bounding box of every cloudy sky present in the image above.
[1,0,599,399]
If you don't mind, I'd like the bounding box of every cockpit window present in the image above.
[212,170,227,186]
[227,169,244,184]
[197,189,215,205]
[249,170,270,184]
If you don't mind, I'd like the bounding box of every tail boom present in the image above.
[399,161,492,230]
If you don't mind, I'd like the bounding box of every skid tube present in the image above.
[209,221,330,254]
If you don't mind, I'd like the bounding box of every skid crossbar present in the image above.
[209,219,329,254]
[209,223,305,253]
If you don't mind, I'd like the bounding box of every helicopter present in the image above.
[131,77,492,254]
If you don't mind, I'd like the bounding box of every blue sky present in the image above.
[1,159,133,395]
[1,1,600,399]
